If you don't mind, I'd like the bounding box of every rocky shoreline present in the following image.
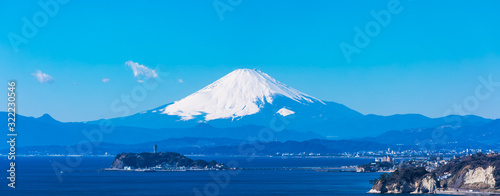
[368,153,500,194]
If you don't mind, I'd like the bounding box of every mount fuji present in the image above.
[162,68,324,121]
[92,68,491,139]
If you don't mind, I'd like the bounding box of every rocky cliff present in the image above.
[462,166,496,189]
[368,153,500,194]
[435,153,500,191]
[368,167,437,194]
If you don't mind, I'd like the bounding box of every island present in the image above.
[107,152,228,171]
[368,153,500,195]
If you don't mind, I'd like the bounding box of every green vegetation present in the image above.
[434,153,500,189]
[111,152,219,169]
[370,153,500,192]
[373,167,429,185]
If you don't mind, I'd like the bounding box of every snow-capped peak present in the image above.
[162,68,323,121]
[277,107,295,116]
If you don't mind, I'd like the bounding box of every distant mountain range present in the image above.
[5,112,321,146]
[4,112,499,154]
[14,137,414,156]
[87,69,492,138]
[3,68,499,154]
[359,118,500,149]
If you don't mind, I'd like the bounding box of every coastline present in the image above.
[0,154,442,160]
[435,188,500,196]
[366,188,500,195]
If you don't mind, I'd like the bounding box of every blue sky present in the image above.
[1,0,500,122]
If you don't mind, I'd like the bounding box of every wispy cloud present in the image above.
[178,78,184,83]
[125,61,158,81]
[31,70,54,83]
[102,78,110,83]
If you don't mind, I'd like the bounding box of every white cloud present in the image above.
[102,78,110,83]
[178,78,184,83]
[31,70,54,83]
[125,61,158,81]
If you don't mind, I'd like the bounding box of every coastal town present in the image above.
[367,153,500,195]
[356,154,450,173]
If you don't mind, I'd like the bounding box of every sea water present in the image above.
[0,156,447,195]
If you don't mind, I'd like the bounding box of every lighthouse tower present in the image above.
[154,145,158,153]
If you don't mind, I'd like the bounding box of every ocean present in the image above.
[0,156,442,195]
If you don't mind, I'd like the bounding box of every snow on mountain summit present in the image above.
[277,107,295,116]
[162,68,323,121]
